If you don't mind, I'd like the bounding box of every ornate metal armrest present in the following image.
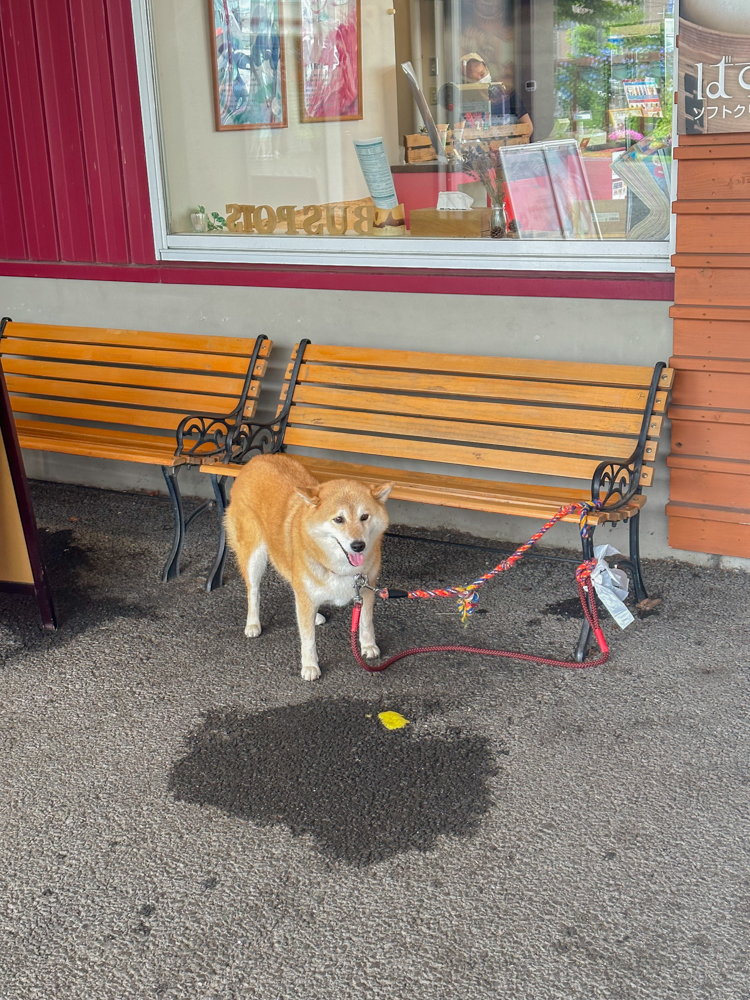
[214,339,310,465]
[174,412,285,464]
[173,333,277,465]
[176,337,308,466]
[591,361,668,511]
[591,448,643,511]
[222,417,285,463]
[175,412,239,462]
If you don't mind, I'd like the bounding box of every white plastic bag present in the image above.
[591,544,634,629]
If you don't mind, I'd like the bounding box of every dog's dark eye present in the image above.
[360,514,369,522]
[333,516,345,524]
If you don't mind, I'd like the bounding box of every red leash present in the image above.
[350,567,609,674]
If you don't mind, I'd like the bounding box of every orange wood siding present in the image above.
[676,159,750,200]
[667,514,750,556]
[670,414,750,462]
[676,214,750,255]
[672,318,750,358]
[669,137,750,558]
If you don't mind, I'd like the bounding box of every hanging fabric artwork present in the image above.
[300,0,362,123]
[209,0,287,130]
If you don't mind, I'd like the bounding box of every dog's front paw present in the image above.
[360,642,381,660]
[244,622,262,638]
[300,661,321,681]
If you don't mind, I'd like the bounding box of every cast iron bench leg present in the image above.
[611,512,648,606]
[575,512,648,660]
[161,465,185,582]
[574,528,595,662]
[628,511,648,604]
[205,474,228,593]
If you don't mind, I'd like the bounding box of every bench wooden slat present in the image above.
[14,419,183,466]
[283,426,655,487]
[0,338,267,377]
[5,375,242,415]
[204,456,648,523]
[288,384,663,437]
[287,405,653,461]
[292,343,675,390]
[290,363,669,413]
[296,455,650,506]
[5,322,272,358]
[1,357,250,397]
[9,394,256,432]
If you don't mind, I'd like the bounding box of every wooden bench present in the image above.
[201,341,673,655]
[0,318,270,586]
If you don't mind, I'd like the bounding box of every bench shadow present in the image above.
[0,528,160,658]
[169,698,497,866]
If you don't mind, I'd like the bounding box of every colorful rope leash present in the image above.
[350,500,608,675]
[376,500,602,624]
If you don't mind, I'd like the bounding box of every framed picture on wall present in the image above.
[299,0,363,123]
[209,0,287,131]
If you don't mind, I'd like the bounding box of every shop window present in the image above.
[134,0,675,268]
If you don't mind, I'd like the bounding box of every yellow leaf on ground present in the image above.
[378,711,409,731]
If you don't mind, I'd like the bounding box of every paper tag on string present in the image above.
[591,544,634,630]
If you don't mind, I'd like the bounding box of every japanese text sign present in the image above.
[679,14,750,135]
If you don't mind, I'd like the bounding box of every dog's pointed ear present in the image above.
[295,486,321,506]
[370,482,393,502]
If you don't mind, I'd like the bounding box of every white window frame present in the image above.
[130,0,677,274]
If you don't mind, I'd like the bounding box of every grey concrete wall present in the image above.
[2,274,745,569]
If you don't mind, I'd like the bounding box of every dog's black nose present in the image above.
[350,540,366,553]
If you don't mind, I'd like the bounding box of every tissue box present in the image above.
[409,208,491,237]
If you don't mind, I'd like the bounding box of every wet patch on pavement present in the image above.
[169,698,496,865]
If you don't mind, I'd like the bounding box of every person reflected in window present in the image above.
[460,53,532,131]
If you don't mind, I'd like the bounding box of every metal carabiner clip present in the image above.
[353,573,368,602]
[354,573,380,600]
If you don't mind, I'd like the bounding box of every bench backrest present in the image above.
[0,321,270,456]
[278,344,674,490]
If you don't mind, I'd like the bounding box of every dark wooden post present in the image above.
[0,346,57,630]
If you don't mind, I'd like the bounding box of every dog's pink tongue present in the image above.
[348,551,365,567]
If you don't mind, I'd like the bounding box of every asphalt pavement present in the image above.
[1,481,748,1000]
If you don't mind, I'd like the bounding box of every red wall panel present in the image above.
[0,39,27,260]
[669,136,750,557]
[0,0,148,267]
[0,0,59,261]
[104,0,156,265]
[67,0,129,264]
[668,515,750,559]
[670,417,750,463]
[32,0,95,262]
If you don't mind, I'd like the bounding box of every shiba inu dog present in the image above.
[225,454,393,681]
